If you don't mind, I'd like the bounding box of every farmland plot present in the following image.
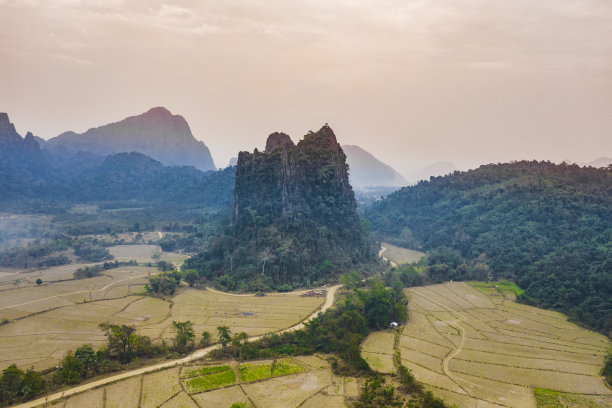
[398,282,611,408]
[52,354,361,408]
[361,331,395,373]
[380,242,425,265]
[0,282,323,371]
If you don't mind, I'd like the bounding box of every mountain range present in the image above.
[39,107,216,171]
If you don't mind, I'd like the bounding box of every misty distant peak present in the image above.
[342,144,407,188]
[45,107,216,171]
[0,112,23,145]
[144,106,172,117]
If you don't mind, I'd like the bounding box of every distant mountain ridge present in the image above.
[342,144,407,188]
[44,107,216,171]
[0,112,233,209]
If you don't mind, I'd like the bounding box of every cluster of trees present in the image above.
[0,236,72,268]
[145,271,182,295]
[366,161,612,334]
[210,276,407,374]
[185,127,378,291]
[73,260,137,279]
[0,365,44,406]
[73,241,112,262]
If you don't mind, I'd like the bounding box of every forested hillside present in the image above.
[366,161,612,334]
[185,126,377,291]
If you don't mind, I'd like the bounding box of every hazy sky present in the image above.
[1,0,611,175]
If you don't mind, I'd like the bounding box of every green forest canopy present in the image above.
[365,161,611,334]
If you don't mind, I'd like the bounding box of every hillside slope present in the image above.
[366,161,612,333]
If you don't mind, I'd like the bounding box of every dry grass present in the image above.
[141,367,182,408]
[161,391,198,408]
[105,375,141,408]
[399,282,612,407]
[381,242,425,264]
[63,387,103,408]
[361,331,395,373]
[0,270,323,372]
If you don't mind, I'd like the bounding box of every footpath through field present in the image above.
[378,246,398,268]
[13,284,341,408]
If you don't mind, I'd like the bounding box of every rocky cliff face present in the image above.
[185,125,375,290]
[234,125,355,223]
[45,107,216,171]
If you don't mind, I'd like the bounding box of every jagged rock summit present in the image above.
[44,107,216,171]
[185,124,375,290]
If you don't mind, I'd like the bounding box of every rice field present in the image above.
[361,331,395,373]
[46,354,363,408]
[0,279,324,372]
[396,282,612,408]
[380,242,425,265]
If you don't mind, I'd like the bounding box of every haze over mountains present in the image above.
[342,145,407,188]
[40,107,216,172]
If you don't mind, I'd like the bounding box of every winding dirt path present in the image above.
[13,284,342,408]
[409,290,469,395]
[379,246,398,268]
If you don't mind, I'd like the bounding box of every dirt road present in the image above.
[379,246,398,267]
[13,284,342,408]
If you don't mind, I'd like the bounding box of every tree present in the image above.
[56,352,83,384]
[259,248,273,276]
[217,326,231,348]
[0,364,24,404]
[21,368,43,399]
[172,321,195,353]
[231,332,249,360]
[35,278,42,286]
[183,269,199,287]
[74,344,98,376]
[340,270,361,290]
[200,331,212,347]
[98,322,143,362]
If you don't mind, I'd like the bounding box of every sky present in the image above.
[1,0,611,176]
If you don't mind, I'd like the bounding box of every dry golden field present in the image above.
[380,242,425,265]
[396,282,612,408]
[37,354,362,408]
[0,285,323,372]
[0,246,324,372]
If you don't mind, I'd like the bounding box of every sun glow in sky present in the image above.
[1,0,611,174]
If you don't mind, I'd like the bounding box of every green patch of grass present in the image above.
[534,388,563,408]
[237,359,304,383]
[468,281,524,298]
[181,365,231,378]
[534,388,610,408]
[183,369,236,393]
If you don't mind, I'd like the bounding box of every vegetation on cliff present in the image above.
[185,125,377,290]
